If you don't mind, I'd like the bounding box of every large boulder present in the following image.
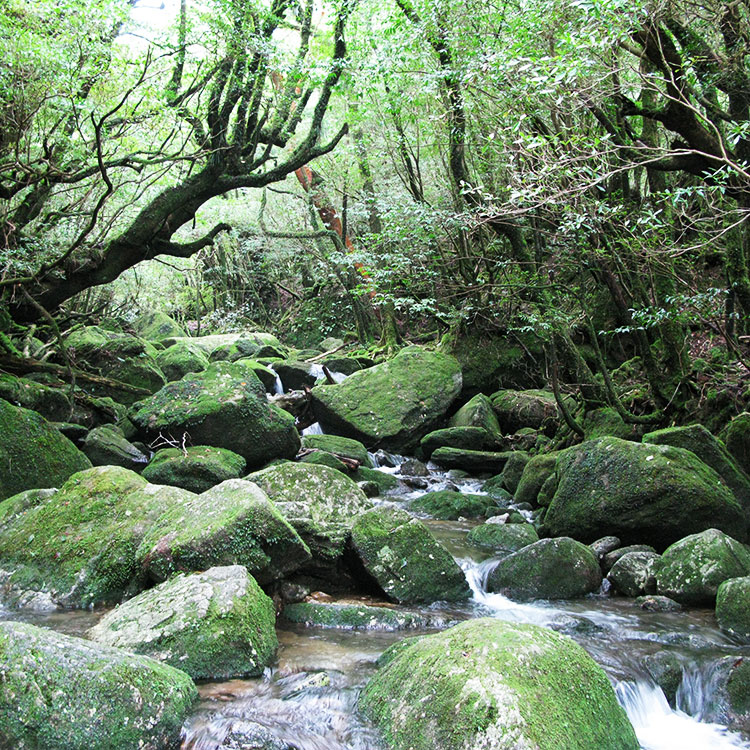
[490,388,569,435]
[514,452,557,506]
[82,424,148,471]
[607,551,660,597]
[448,393,501,435]
[300,433,372,467]
[643,424,750,509]
[135,311,187,341]
[726,412,750,475]
[430,447,511,473]
[359,618,638,750]
[540,437,747,549]
[142,445,246,493]
[136,479,310,584]
[129,361,300,470]
[350,506,470,604]
[0,621,196,750]
[419,426,502,459]
[410,489,498,520]
[66,326,166,403]
[164,332,281,356]
[0,373,72,422]
[486,537,602,601]
[466,521,539,555]
[656,528,750,606]
[716,577,750,639]
[273,360,321,390]
[0,466,177,607]
[0,398,91,501]
[87,565,277,680]
[155,341,209,382]
[311,347,462,451]
[283,600,433,631]
[247,462,371,584]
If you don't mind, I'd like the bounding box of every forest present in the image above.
[3,0,750,748]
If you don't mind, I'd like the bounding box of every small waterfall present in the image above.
[269,365,284,395]
[676,661,725,721]
[615,681,750,749]
[302,422,324,436]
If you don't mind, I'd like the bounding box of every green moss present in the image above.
[0,466,170,606]
[449,394,502,435]
[135,311,187,341]
[656,529,750,606]
[727,659,750,716]
[430,447,511,473]
[0,621,197,750]
[726,413,750,476]
[466,522,538,554]
[136,478,310,584]
[87,565,277,680]
[491,389,571,435]
[0,398,92,501]
[283,601,428,630]
[716,577,750,638]
[542,438,748,550]
[359,618,638,750]
[643,423,750,510]
[0,373,72,422]
[420,427,502,459]
[583,407,639,440]
[299,450,350,472]
[411,490,498,520]
[142,445,246,493]
[350,506,470,603]
[487,537,602,601]
[129,361,300,469]
[311,347,463,452]
[155,341,209,382]
[300,433,372,467]
[351,466,399,493]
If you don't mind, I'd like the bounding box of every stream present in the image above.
[3,454,750,749]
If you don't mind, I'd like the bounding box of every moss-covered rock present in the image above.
[359,618,638,750]
[300,433,372,467]
[283,601,430,630]
[643,423,750,510]
[129,361,300,470]
[234,358,279,392]
[410,489,498,520]
[419,426,502,459]
[350,506,470,604]
[209,338,266,363]
[480,475,513,504]
[135,311,187,341]
[165,332,282,356]
[541,437,747,550]
[87,565,277,680]
[486,537,602,601]
[513,452,557,507]
[0,620,196,750]
[311,347,462,452]
[0,398,91,501]
[247,462,371,582]
[66,327,166,404]
[155,341,209,382]
[0,466,183,607]
[602,544,657,574]
[430,446,511,473]
[466,521,539,554]
[656,529,750,606]
[351,466,400,493]
[716,577,750,639]
[498,450,530,495]
[298,450,350,472]
[0,373,72,422]
[491,388,571,435]
[135,479,310,584]
[82,424,148,471]
[142,445,246,493]
[449,393,502,435]
[607,551,660,597]
[321,356,362,375]
[726,412,750,476]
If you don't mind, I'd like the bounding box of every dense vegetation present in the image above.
[3,0,750,429]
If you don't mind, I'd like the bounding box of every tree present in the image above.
[0,0,356,322]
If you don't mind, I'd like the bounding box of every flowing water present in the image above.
[3,460,750,750]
